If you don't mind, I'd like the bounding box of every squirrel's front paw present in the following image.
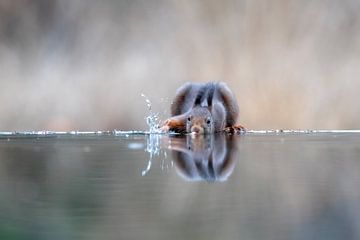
[159,119,171,132]
[224,125,246,134]
[159,118,186,133]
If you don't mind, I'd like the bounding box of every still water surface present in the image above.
[0,131,360,240]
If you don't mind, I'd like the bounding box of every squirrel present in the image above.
[161,82,245,134]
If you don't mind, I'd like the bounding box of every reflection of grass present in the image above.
[0,224,26,240]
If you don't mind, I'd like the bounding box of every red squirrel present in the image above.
[161,82,245,134]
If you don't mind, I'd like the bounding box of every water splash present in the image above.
[141,133,169,176]
[141,93,162,133]
[141,134,159,176]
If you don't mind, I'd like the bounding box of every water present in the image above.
[0,131,360,240]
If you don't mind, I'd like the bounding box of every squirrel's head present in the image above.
[186,107,214,134]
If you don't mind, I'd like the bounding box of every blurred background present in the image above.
[1,0,360,131]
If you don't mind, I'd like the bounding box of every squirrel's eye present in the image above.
[206,119,211,125]
[187,116,191,122]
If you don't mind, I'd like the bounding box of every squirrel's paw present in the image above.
[159,119,171,133]
[159,118,186,134]
[224,125,246,134]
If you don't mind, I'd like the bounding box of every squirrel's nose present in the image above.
[191,126,202,134]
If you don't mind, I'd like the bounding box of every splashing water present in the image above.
[141,133,171,176]
[142,133,160,176]
[140,93,170,176]
[141,93,163,133]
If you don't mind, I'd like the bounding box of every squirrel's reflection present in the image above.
[168,134,239,182]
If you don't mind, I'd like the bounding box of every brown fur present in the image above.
[161,114,187,133]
